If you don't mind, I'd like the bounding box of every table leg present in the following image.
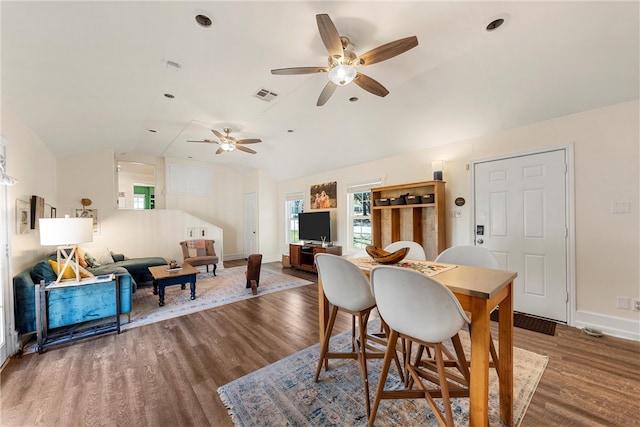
[469,297,491,427]
[189,274,196,300]
[158,282,165,306]
[153,281,158,295]
[498,281,514,425]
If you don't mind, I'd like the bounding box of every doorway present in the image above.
[472,148,573,322]
[117,161,155,210]
[243,192,257,258]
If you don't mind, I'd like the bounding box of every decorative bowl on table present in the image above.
[365,245,410,264]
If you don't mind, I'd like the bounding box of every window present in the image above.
[133,194,145,210]
[285,193,304,244]
[347,180,381,252]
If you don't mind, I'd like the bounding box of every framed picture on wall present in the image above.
[16,199,29,234]
[30,195,45,229]
[75,208,99,234]
[51,206,57,218]
[309,181,337,209]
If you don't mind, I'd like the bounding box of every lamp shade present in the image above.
[39,217,93,246]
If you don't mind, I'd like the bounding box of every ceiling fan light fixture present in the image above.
[220,141,236,152]
[328,64,356,86]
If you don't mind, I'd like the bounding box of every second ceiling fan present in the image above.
[271,13,418,106]
[187,128,262,155]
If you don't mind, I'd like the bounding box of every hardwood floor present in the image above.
[2,260,639,426]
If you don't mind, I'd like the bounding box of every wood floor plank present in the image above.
[2,260,639,426]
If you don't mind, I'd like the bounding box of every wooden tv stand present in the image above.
[289,243,342,273]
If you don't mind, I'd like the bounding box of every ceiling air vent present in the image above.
[254,88,278,102]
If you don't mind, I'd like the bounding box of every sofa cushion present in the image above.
[47,260,93,279]
[82,247,115,266]
[30,260,58,285]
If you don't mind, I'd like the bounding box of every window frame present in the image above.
[346,180,381,253]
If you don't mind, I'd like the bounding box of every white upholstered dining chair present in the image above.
[435,245,501,373]
[368,265,470,427]
[384,241,426,260]
[314,253,404,417]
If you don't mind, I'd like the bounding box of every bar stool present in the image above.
[314,253,404,417]
[369,265,470,427]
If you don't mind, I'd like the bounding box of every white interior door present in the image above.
[243,192,257,258]
[473,149,568,322]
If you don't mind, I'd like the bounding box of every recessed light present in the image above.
[164,93,175,99]
[485,14,509,32]
[287,129,294,133]
[349,97,359,102]
[148,129,157,133]
[195,14,212,28]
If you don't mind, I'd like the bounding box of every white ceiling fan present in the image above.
[271,14,418,106]
[187,128,262,155]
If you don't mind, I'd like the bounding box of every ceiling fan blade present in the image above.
[236,138,262,145]
[212,129,225,139]
[271,66,328,75]
[316,14,343,59]
[354,73,389,97]
[317,81,337,106]
[215,147,225,155]
[356,36,418,66]
[236,145,257,154]
[186,139,215,143]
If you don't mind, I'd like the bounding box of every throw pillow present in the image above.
[30,260,58,284]
[84,252,99,267]
[47,259,94,279]
[77,248,89,268]
[84,247,114,265]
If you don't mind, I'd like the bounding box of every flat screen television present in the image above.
[298,211,331,244]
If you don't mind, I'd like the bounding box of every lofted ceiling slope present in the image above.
[2,1,638,181]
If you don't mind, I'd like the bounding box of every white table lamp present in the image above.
[39,215,93,283]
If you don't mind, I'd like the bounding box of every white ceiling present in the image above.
[2,1,638,182]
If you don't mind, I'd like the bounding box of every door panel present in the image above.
[474,149,568,322]
[243,192,257,258]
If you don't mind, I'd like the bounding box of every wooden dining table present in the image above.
[317,257,517,427]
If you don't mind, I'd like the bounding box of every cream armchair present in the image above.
[179,239,219,275]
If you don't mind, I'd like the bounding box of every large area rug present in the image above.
[122,266,313,330]
[217,319,548,427]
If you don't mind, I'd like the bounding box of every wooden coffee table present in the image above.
[148,263,199,306]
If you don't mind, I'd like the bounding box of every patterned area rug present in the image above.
[217,319,548,427]
[122,266,313,331]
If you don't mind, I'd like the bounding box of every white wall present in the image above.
[278,100,639,338]
[163,157,243,257]
[3,105,58,274]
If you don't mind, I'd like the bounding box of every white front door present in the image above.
[243,192,257,258]
[473,149,569,322]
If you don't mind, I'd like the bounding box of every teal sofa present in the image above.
[13,253,166,335]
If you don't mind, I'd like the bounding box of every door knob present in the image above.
[477,238,484,244]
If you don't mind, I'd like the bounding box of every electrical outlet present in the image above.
[617,296,631,309]
[633,298,640,312]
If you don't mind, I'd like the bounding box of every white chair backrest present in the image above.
[315,253,376,312]
[370,266,469,343]
[384,241,426,260]
[435,245,500,269]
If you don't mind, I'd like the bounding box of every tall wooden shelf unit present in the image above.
[371,180,446,260]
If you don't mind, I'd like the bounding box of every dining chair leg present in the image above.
[380,320,405,384]
[490,337,500,375]
[314,305,339,382]
[356,313,372,418]
[450,334,470,385]
[368,329,399,427]
[434,343,455,427]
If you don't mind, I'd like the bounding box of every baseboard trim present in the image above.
[223,254,281,264]
[574,310,640,341]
